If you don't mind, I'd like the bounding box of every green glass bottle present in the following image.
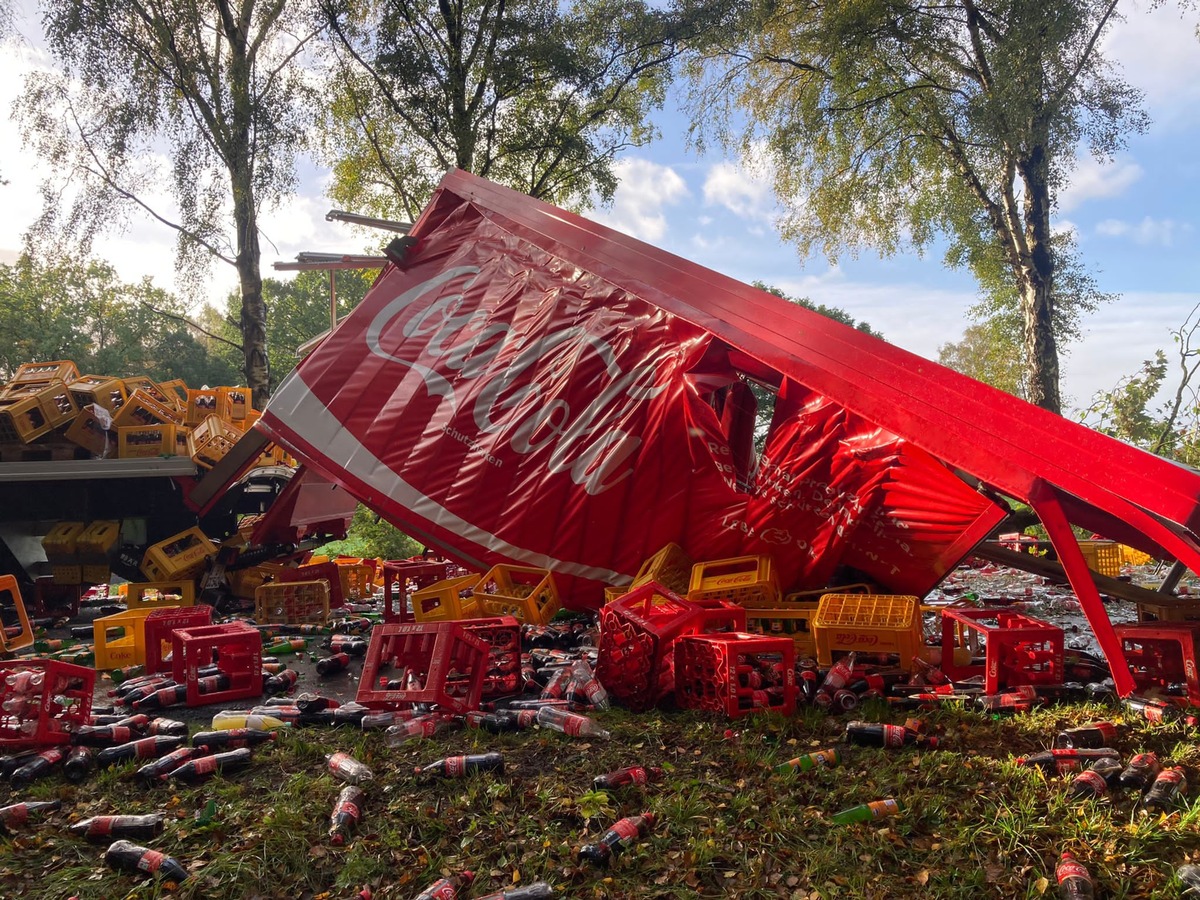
[830,797,903,824]
[775,747,841,774]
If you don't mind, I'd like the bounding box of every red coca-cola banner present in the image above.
[258,172,1005,608]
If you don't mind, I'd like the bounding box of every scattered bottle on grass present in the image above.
[191,728,277,751]
[0,751,37,780]
[135,747,201,785]
[1118,752,1161,791]
[384,713,455,748]
[327,751,374,785]
[9,747,67,789]
[210,711,290,731]
[830,798,903,825]
[412,870,474,899]
[63,746,96,784]
[1054,722,1118,749]
[104,839,190,882]
[0,799,60,833]
[1015,748,1120,774]
[69,814,165,842]
[169,747,253,783]
[578,812,655,865]
[593,765,666,789]
[418,752,504,779]
[72,724,138,747]
[1141,767,1187,812]
[535,706,610,739]
[329,785,365,846]
[775,748,841,775]
[1177,864,1200,895]
[96,736,185,768]
[845,722,938,750]
[1066,758,1123,801]
[474,883,555,900]
[1055,852,1094,899]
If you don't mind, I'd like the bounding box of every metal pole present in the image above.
[329,269,337,332]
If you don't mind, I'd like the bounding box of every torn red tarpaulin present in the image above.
[254,171,1005,608]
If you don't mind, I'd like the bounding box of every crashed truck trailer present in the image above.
[254,169,1200,698]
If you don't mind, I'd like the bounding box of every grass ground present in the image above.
[1,699,1199,899]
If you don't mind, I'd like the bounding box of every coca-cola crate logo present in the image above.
[1186,658,1197,682]
[833,632,879,647]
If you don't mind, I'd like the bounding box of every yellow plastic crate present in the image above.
[337,563,377,602]
[630,543,694,595]
[1077,541,1123,578]
[783,583,875,604]
[1136,601,1200,624]
[604,585,630,604]
[64,404,115,455]
[473,565,561,625]
[125,581,196,610]
[11,360,79,386]
[93,608,154,670]
[141,527,216,581]
[254,579,331,625]
[0,393,55,443]
[42,521,86,585]
[112,388,181,429]
[117,423,194,459]
[412,574,483,622]
[812,593,924,668]
[1120,544,1155,567]
[191,414,243,470]
[687,555,781,608]
[744,602,819,659]
[68,375,127,415]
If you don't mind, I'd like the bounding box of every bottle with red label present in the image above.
[0,799,60,834]
[72,724,138,747]
[535,706,611,739]
[1141,767,1187,812]
[412,870,474,899]
[1118,752,1161,791]
[1066,757,1123,801]
[1055,851,1094,899]
[9,747,67,789]
[135,747,202,785]
[566,660,610,710]
[104,839,190,882]
[418,751,505,779]
[817,651,858,694]
[96,735,185,768]
[1015,748,1119,773]
[473,883,554,900]
[578,812,655,865]
[593,765,665,790]
[131,683,188,712]
[1054,722,1119,749]
[316,653,352,676]
[845,721,938,750]
[191,728,277,751]
[329,785,365,846]
[383,713,455,748]
[69,813,165,842]
[327,751,375,785]
[146,717,189,737]
[169,746,253,783]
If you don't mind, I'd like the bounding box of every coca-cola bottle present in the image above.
[383,713,455,748]
[593,765,665,789]
[1016,748,1120,774]
[96,736,185,768]
[72,724,139,747]
[263,668,299,694]
[418,752,504,779]
[566,660,610,710]
[473,884,555,900]
[136,747,202,785]
[147,718,190,737]
[539,665,573,700]
[329,785,365,846]
[131,683,188,711]
[1066,757,1123,800]
[1118,752,1161,791]
[1141,767,1187,812]
[0,799,60,833]
[69,814,165,842]
[775,748,841,775]
[413,870,474,899]
[169,747,253,783]
[845,721,938,750]
[63,745,96,784]
[1055,851,1094,899]
[578,812,655,865]
[191,728,277,751]
[0,751,37,780]
[9,747,67,789]
[316,653,352,676]
[535,706,611,739]
[1054,722,1119,749]
[327,636,368,656]
[104,839,190,882]
[819,652,857,693]
[362,709,420,730]
[327,751,374,785]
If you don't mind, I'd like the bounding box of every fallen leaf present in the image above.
[916,870,929,885]
[1034,876,1050,895]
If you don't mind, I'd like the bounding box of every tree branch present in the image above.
[139,300,244,352]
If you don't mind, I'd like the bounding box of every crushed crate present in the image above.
[412,574,483,622]
[125,580,196,610]
[674,632,796,718]
[356,622,489,713]
[93,608,155,670]
[472,565,561,625]
[1116,622,1200,705]
[0,575,33,654]
[144,605,213,675]
[461,616,522,698]
[171,621,263,707]
[141,527,216,581]
[1136,600,1200,624]
[812,593,924,668]
[380,559,451,624]
[1077,540,1123,578]
[630,542,694,595]
[0,659,94,750]
[687,555,781,608]
[254,579,331,625]
[939,608,1064,694]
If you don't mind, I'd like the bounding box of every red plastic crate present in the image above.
[144,605,213,675]
[356,622,489,713]
[380,559,451,624]
[673,633,796,718]
[30,576,82,619]
[171,621,263,707]
[940,608,1064,694]
[461,616,522,698]
[1116,622,1200,704]
[0,659,95,749]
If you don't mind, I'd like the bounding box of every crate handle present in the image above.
[0,575,34,654]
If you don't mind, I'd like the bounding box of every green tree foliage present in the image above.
[938,321,1027,401]
[317,0,704,220]
[0,254,239,385]
[318,504,424,560]
[19,0,319,409]
[754,281,883,339]
[684,0,1147,414]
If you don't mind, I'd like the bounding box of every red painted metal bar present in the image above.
[1031,480,1135,698]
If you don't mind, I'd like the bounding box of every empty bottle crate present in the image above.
[93,608,155,670]
[380,559,451,624]
[472,565,561,625]
[1076,540,1123,578]
[254,579,331,625]
[630,542,694,595]
[0,575,33,654]
[141,527,217,581]
[687,555,781,608]
[939,608,1064,694]
[412,574,483,622]
[0,659,94,750]
[674,632,796,718]
[356,622,489,713]
[812,593,924,668]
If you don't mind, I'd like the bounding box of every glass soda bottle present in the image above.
[72,724,139,747]
[1055,851,1094,899]
[830,798,903,824]
[1118,752,1161,791]
[418,751,504,779]
[775,748,841,774]
[191,728,277,751]
[329,785,365,846]
[383,713,455,748]
[327,751,374,785]
[1054,722,1118,749]
[1015,748,1119,773]
[169,747,253,783]
[9,747,67,789]
[0,799,60,833]
[316,653,352,676]
[846,721,938,749]
[413,870,474,899]
[535,706,611,739]
[104,839,190,882]
[69,814,166,842]
[147,717,190,737]
[578,812,655,865]
[135,747,201,785]
[1141,767,1187,812]
[566,660,610,710]
[1066,758,1123,800]
[819,652,857,693]
[593,765,666,789]
[63,745,96,784]
[96,735,185,768]
[473,883,555,900]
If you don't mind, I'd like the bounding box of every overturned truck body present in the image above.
[257,170,1200,697]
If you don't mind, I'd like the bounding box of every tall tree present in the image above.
[685,0,1147,413]
[317,0,702,220]
[18,0,318,409]
[938,321,1027,401]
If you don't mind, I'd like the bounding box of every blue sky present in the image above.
[0,1,1197,416]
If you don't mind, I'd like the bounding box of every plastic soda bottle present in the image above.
[329,785,365,846]
[63,746,96,784]
[593,765,666,789]
[1066,758,1123,800]
[535,706,611,739]
[383,713,455,748]
[135,747,201,785]
[169,747,253,783]
[473,883,555,900]
[210,711,290,731]
[578,812,655,865]
[0,799,61,833]
[1055,852,1094,899]
[96,736,185,768]
[9,747,67,789]
[1141,767,1187,812]
[327,751,374,785]
[830,798,903,824]
[846,722,938,749]
[1118,752,1161,791]
[418,752,504,778]
[104,839,190,882]
[413,870,475,899]
[191,728,277,751]
[69,814,166,842]
[775,748,841,774]
[316,653,352,676]
[1054,722,1118,749]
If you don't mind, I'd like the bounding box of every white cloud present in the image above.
[1095,216,1189,246]
[702,160,775,221]
[1103,3,1200,129]
[592,158,689,242]
[1059,155,1143,213]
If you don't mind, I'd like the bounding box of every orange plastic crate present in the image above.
[412,574,483,622]
[631,543,694,595]
[67,375,126,415]
[687,555,781,608]
[111,388,181,429]
[472,565,561,625]
[1077,540,1123,578]
[674,632,796,718]
[64,404,115,455]
[11,360,79,386]
[0,575,33,654]
[743,603,819,659]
